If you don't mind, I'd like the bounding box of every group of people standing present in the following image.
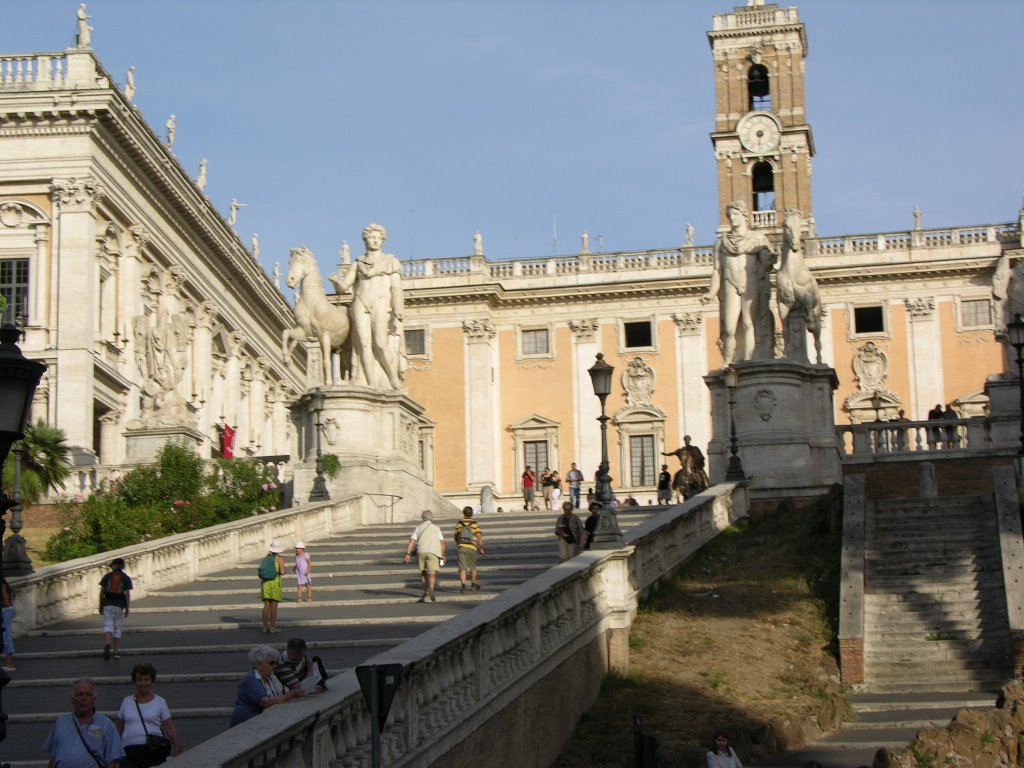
[521,463,586,512]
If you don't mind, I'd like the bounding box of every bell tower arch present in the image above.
[708,2,814,228]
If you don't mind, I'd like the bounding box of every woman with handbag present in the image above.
[116,663,181,767]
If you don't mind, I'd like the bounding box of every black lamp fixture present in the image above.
[1006,313,1024,455]
[722,365,746,482]
[308,389,331,502]
[0,324,47,744]
[587,353,624,549]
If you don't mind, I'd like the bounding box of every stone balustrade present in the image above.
[402,223,1016,283]
[0,53,68,87]
[836,417,990,461]
[8,495,368,636]
[172,483,748,768]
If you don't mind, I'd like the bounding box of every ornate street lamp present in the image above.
[1006,313,1024,455]
[587,353,624,549]
[0,324,47,743]
[2,443,33,576]
[871,390,884,423]
[723,366,746,482]
[308,390,331,502]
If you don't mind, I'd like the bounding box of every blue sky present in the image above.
[5,1,1022,282]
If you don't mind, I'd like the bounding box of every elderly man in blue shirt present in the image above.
[44,678,124,767]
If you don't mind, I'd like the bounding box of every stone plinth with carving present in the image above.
[124,424,205,465]
[291,386,444,522]
[705,359,841,498]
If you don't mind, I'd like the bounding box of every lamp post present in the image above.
[2,443,33,576]
[1006,313,1024,456]
[308,390,331,502]
[723,366,746,482]
[0,324,47,743]
[587,353,624,549]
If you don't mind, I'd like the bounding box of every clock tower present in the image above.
[708,2,813,228]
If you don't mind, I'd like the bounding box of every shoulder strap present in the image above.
[73,716,107,768]
[134,697,166,738]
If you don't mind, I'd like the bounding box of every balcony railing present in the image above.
[836,417,987,461]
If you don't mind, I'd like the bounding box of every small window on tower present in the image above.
[752,161,775,213]
[748,64,770,111]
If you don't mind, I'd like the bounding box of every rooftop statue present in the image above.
[196,159,208,191]
[334,223,405,391]
[707,200,775,364]
[473,230,483,256]
[124,67,135,102]
[165,115,176,150]
[75,4,92,48]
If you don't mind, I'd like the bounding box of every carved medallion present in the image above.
[852,341,888,393]
[568,319,599,343]
[753,389,777,422]
[0,202,25,228]
[622,357,655,407]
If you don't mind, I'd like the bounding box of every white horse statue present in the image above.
[777,209,823,364]
[282,246,350,384]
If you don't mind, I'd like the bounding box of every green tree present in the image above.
[2,418,72,504]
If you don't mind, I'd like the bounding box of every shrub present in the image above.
[44,442,282,562]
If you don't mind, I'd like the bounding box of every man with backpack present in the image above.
[404,510,447,602]
[99,558,133,660]
[453,506,485,593]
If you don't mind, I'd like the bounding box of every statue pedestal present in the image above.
[292,386,442,523]
[984,374,1024,449]
[706,360,841,499]
[124,425,206,464]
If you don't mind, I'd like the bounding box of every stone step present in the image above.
[863,589,1004,606]
[865,677,1010,694]
[865,563,1002,580]
[864,636,1010,656]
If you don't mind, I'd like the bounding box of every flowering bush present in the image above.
[44,441,283,562]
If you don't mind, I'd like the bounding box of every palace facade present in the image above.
[1,3,1021,505]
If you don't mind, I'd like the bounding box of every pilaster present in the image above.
[570,319,601,478]
[462,319,498,490]
[51,177,104,449]
[904,296,941,419]
[672,311,710,447]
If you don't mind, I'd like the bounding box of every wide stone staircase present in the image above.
[754,489,1013,767]
[862,495,1013,692]
[2,506,664,767]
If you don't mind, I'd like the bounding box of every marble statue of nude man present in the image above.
[338,223,404,390]
[707,200,775,364]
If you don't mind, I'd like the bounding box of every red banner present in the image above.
[220,425,236,458]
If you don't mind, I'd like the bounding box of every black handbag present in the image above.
[134,698,172,762]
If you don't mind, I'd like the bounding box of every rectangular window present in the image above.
[405,328,426,356]
[624,321,652,349]
[524,440,548,473]
[629,435,656,486]
[0,258,29,325]
[522,328,549,356]
[960,299,991,328]
[853,305,885,335]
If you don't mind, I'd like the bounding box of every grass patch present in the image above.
[552,490,845,768]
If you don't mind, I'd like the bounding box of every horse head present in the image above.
[286,246,316,289]
[782,209,804,256]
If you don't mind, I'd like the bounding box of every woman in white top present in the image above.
[116,662,181,767]
[706,731,743,768]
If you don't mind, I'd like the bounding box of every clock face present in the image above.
[738,113,781,154]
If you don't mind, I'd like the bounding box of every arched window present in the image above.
[752,161,775,212]
[747,64,770,111]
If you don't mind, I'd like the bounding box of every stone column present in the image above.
[905,297,940,419]
[462,319,498,491]
[30,224,50,331]
[249,360,268,453]
[237,363,252,450]
[192,301,217,440]
[98,410,124,465]
[569,319,601,477]
[224,331,246,428]
[51,177,105,451]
